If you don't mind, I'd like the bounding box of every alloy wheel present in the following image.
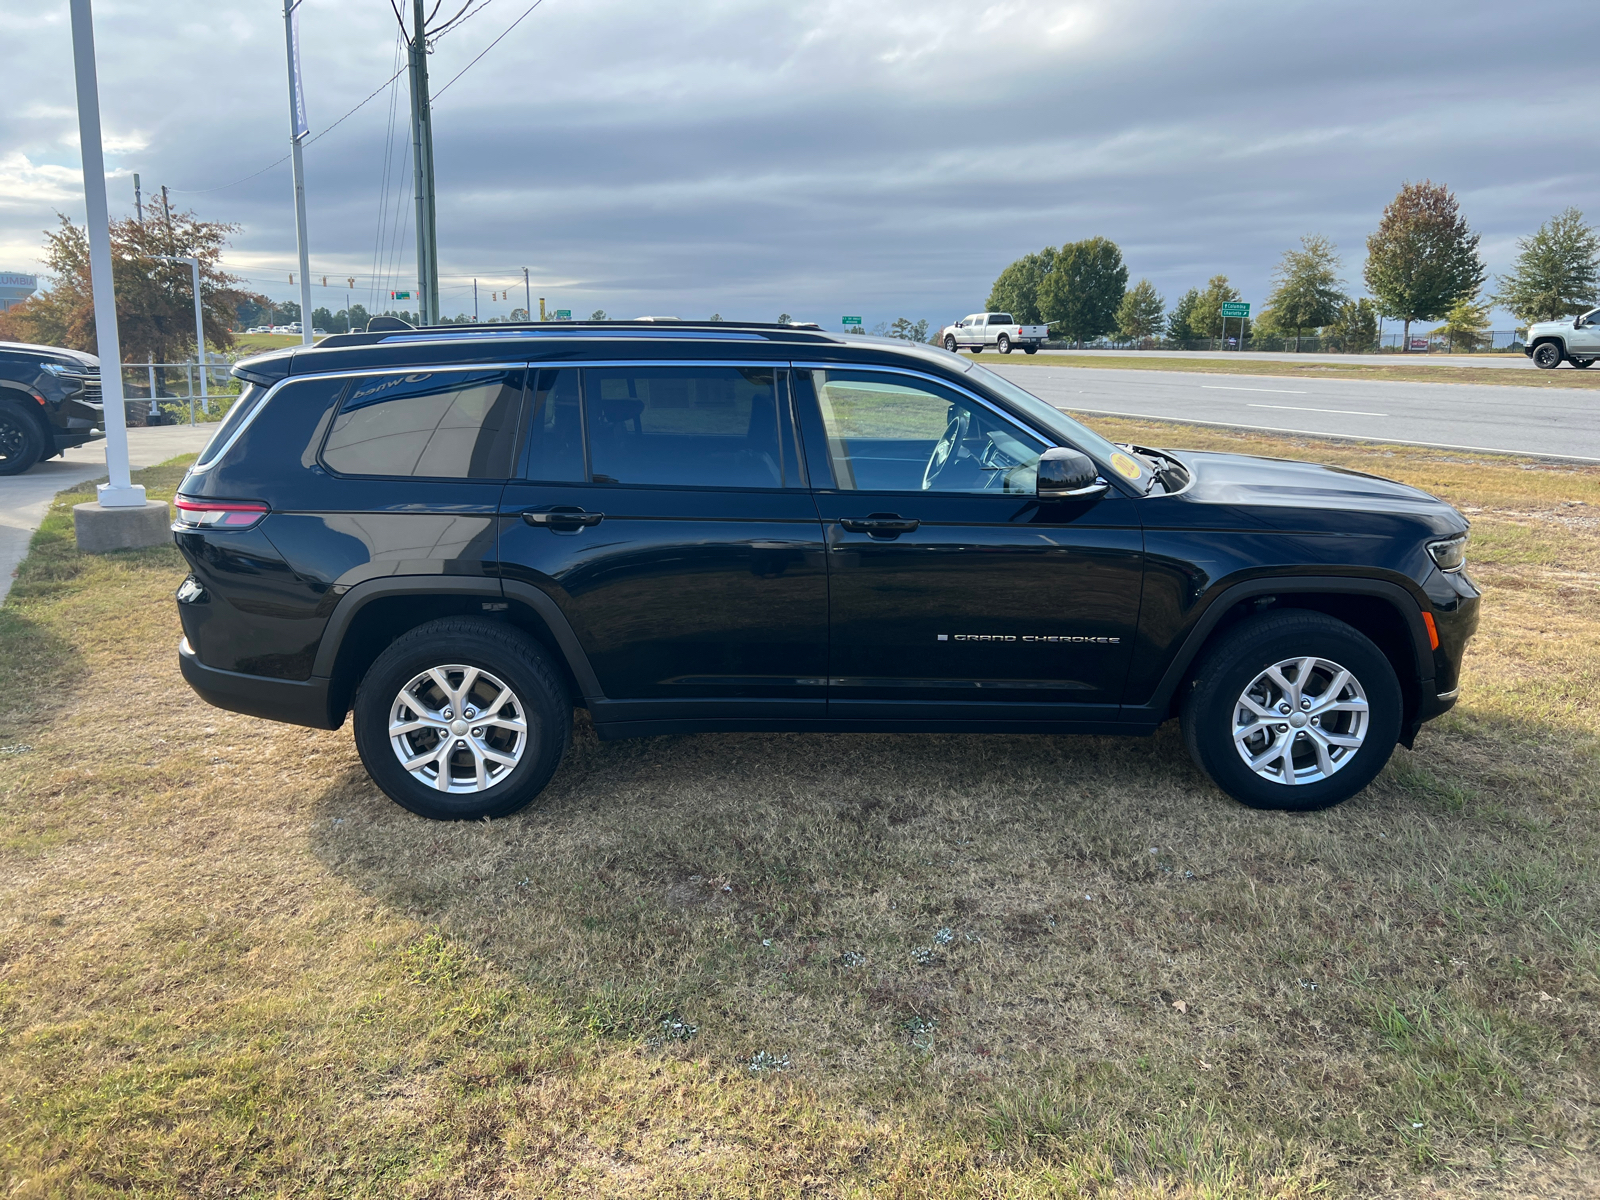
[388,664,528,793]
[1231,655,1369,785]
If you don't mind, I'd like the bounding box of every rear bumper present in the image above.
[179,638,340,730]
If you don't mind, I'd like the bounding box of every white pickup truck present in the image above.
[941,312,1049,355]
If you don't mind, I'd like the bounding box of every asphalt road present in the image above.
[1030,348,1541,370]
[0,423,217,602]
[987,364,1600,461]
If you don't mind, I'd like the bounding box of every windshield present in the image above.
[962,363,1150,488]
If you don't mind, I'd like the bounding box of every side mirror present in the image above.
[1036,447,1109,500]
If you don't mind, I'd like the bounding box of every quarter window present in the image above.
[811,371,1045,493]
[322,369,522,478]
[583,367,784,488]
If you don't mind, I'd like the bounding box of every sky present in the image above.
[3,0,1597,333]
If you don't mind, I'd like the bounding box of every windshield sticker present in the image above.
[1110,452,1143,480]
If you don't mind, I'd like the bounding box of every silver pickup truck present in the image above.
[941,312,1049,355]
[1524,308,1600,369]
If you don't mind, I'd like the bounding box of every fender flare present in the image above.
[1530,336,1568,359]
[311,574,605,702]
[1133,575,1434,717]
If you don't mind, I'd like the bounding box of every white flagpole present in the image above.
[285,0,314,346]
[69,0,144,508]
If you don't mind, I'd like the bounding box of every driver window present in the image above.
[812,371,1046,493]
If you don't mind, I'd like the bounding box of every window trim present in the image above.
[316,364,530,483]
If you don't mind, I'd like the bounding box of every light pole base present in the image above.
[97,481,148,508]
[73,500,170,554]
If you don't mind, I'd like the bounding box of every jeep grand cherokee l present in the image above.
[172,321,1478,820]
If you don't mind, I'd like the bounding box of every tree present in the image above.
[1190,275,1245,343]
[1039,236,1127,347]
[345,303,370,332]
[1363,180,1485,345]
[1432,297,1491,352]
[1323,298,1378,353]
[986,247,1057,325]
[0,210,250,362]
[1262,235,1347,349]
[311,306,336,332]
[1115,279,1165,343]
[592,309,609,320]
[272,300,301,325]
[889,317,930,342]
[1490,208,1600,325]
[1167,288,1200,343]
[777,313,792,324]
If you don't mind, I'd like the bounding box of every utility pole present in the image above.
[133,172,142,221]
[160,184,173,247]
[283,0,313,346]
[473,278,478,322]
[404,0,439,326]
[523,267,530,320]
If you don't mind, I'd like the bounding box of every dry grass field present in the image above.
[0,420,1595,1197]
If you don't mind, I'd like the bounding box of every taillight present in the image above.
[173,496,270,529]
[1017,327,1023,335]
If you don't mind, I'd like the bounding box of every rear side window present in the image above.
[522,368,586,482]
[584,367,783,488]
[194,383,264,468]
[321,369,521,479]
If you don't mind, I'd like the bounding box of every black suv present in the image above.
[0,341,105,474]
[172,322,1479,819]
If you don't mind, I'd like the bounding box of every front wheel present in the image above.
[997,334,1011,354]
[1531,342,1563,369]
[944,335,957,352]
[352,617,571,820]
[1181,611,1402,811]
[0,405,44,476]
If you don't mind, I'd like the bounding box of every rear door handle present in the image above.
[521,507,604,529]
[839,514,920,536]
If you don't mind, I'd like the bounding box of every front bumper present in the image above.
[179,637,340,730]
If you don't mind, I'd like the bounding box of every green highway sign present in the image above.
[555,309,571,320]
[842,316,862,325]
[390,289,411,300]
[1221,301,1250,318]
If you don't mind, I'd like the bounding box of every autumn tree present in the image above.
[0,211,253,364]
[1262,235,1347,349]
[986,247,1057,325]
[1115,279,1165,343]
[1363,181,1485,345]
[1490,208,1600,325]
[1039,237,1128,347]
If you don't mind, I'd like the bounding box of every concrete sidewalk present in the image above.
[0,424,218,602]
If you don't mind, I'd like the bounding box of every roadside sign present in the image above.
[1409,337,1429,352]
[1221,301,1250,318]
[555,309,571,320]
[390,290,411,300]
[842,316,862,325]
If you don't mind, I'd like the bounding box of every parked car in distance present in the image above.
[942,312,1049,354]
[0,340,105,474]
[173,320,1478,821]
[1523,308,1600,369]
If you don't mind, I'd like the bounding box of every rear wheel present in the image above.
[1181,611,1402,811]
[997,334,1012,354]
[1573,358,1595,369]
[944,335,957,352]
[1532,342,1563,369]
[971,345,983,354]
[352,617,571,820]
[0,404,44,476]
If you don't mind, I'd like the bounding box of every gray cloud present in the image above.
[4,0,1596,329]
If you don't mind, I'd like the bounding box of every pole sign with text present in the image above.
[555,309,571,320]
[842,316,862,326]
[390,290,411,300]
[1220,302,1250,318]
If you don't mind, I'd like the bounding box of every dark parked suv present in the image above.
[173,321,1479,819]
[0,341,105,474]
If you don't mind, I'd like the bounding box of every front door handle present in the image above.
[839,513,920,537]
[522,507,604,530]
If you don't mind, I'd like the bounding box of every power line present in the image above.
[433,0,545,101]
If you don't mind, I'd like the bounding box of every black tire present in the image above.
[1024,346,1038,355]
[997,334,1012,354]
[1573,358,1595,369]
[0,404,45,476]
[1180,611,1402,812]
[944,335,957,352]
[1531,342,1563,370]
[352,617,571,820]
[971,346,983,354]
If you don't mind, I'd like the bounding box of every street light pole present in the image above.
[283,0,314,346]
[154,255,207,425]
[68,0,142,509]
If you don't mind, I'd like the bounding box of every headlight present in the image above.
[38,362,72,376]
[1427,533,1468,572]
